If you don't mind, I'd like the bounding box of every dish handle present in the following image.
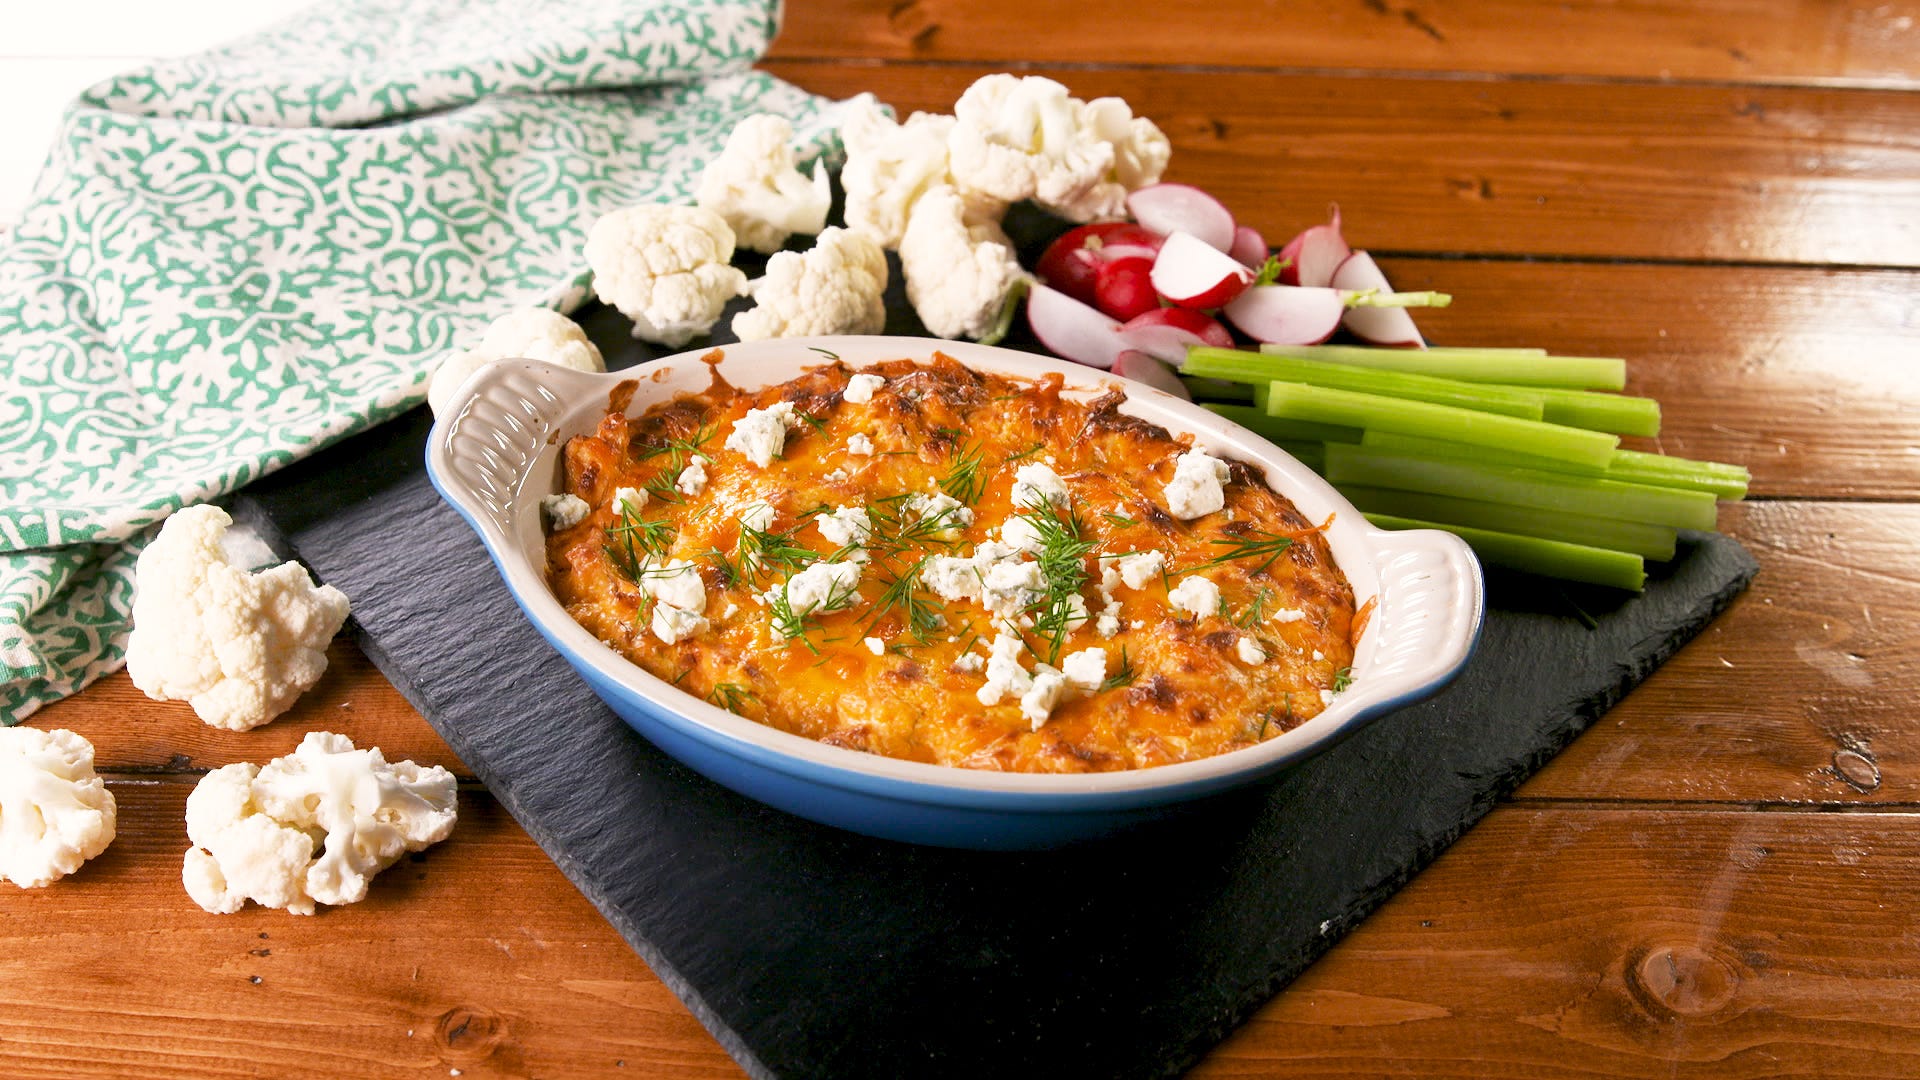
[425,359,613,548]
[1358,526,1486,703]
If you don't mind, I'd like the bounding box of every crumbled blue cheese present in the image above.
[611,486,647,514]
[1163,448,1230,520]
[981,559,1045,622]
[1062,592,1091,632]
[864,636,885,656]
[824,467,849,483]
[844,373,886,404]
[1060,647,1108,692]
[1112,550,1166,590]
[1319,688,1335,705]
[738,500,777,535]
[1272,607,1307,624]
[815,504,873,558]
[676,460,708,497]
[953,652,985,673]
[1000,514,1044,555]
[905,491,973,538]
[1236,636,1266,665]
[975,632,1032,707]
[1011,462,1070,509]
[1096,611,1123,638]
[725,400,800,467]
[1020,668,1069,730]
[1168,574,1222,619]
[541,493,590,530]
[637,559,708,644]
[1312,649,1324,662]
[924,539,1019,604]
[768,559,864,638]
[847,433,876,456]
[652,603,710,645]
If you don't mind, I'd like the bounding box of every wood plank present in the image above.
[1522,501,1920,805]
[1371,260,1920,500]
[1194,806,1920,1079]
[768,0,1920,88]
[760,61,1920,267]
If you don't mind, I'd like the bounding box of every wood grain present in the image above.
[768,0,1920,87]
[1193,806,1920,1079]
[761,61,1920,267]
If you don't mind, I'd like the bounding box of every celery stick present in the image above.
[1359,431,1749,499]
[1187,353,1548,419]
[1181,375,1255,403]
[1274,440,1326,474]
[1366,513,1646,591]
[1482,384,1661,437]
[1325,444,1717,530]
[1339,484,1677,561]
[1202,404,1361,445]
[1251,344,1627,391]
[1263,382,1620,467]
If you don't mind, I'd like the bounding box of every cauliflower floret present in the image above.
[732,227,888,341]
[695,114,831,255]
[946,74,1169,223]
[899,185,1025,341]
[427,307,605,417]
[0,728,116,888]
[839,94,973,250]
[126,505,351,732]
[586,205,748,347]
[182,732,457,915]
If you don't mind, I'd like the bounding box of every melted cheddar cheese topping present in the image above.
[547,352,1357,773]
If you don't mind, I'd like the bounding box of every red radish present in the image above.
[1113,350,1193,400]
[1116,307,1233,364]
[1150,231,1254,310]
[1229,225,1269,268]
[1026,282,1128,369]
[1222,285,1346,345]
[1274,206,1350,287]
[1035,223,1166,307]
[1093,257,1160,321]
[1126,183,1236,253]
[1331,251,1426,348]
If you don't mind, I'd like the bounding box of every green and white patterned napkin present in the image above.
[0,0,843,722]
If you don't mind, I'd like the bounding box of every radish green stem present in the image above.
[1201,403,1362,446]
[1252,344,1627,391]
[1366,513,1647,591]
[1340,484,1678,561]
[1325,444,1718,530]
[1264,382,1620,467]
[1340,289,1452,309]
[1357,431,1748,500]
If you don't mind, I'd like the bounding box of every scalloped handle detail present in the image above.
[428,360,609,544]
[1360,527,1485,697]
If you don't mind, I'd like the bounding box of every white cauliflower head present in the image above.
[126,504,351,732]
[586,204,749,347]
[182,731,458,915]
[899,185,1025,341]
[732,227,889,341]
[839,94,966,250]
[0,727,116,888]
[428,307,605,418]
[947,74,1168,223]
[695,113,832,255]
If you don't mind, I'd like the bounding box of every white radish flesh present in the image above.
[1331,251,1426,348]
[1275,207,1350,287]
[1113,350,1193,400]
[1026,283,1128,369]
[1149,231,1254,310]
[1125,184,1236,253]
[1222,285,1345,345]
[1229,225,1268,267]
[1116,308,1233,364]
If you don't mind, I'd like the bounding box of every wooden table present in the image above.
[11,2,1920,1076]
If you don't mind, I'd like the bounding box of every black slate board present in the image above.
[234,237,1757,1077]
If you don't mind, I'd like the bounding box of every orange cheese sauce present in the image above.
[547,351,1356,773]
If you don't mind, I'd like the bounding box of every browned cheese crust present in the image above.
[547,351,1358,773]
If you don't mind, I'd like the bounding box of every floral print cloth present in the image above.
[0,0,840,721]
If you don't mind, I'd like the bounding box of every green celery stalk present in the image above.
[1263,381,1620,467]
[1186,353,1548,419]
[1359,430,1749,499]
[1274,440,1326,473]
[1250,343,1627,391]
[1202,403,1362,445]
[1338,484,1677,561]
[1483,384,1661,437]
[1325,443,1718,530]
[1180,375,1254,403]
[1366,513,1647,591]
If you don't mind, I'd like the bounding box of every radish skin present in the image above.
[1126,184,1236,253]
[1149,231,1254,310]
[1275,206,1350,287]
[1333,251,1426,348]
[1117,308,1233,364]
[1229,225,1268,267]
[1222,285,1345,345]
[1113,350,1193,400]
[1026,283,1128,369]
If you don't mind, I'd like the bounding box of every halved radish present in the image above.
[1116,307,1233,365]
[1113,350,1192,400]
[1229,225,1268,268]
[1093,257,1160,321]
[1331,251,1426,348]
[1274,206,1349,287]
[1035,222,1167,307]
[1150,231,1254,310]
[1027,282,1128,369]
[1126,184,1236,253]
[1222,285,1345,345]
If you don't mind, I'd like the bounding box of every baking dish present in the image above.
[427,336,1483,849]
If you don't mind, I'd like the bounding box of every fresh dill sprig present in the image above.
[737,520,822,581]
[636,423,715,472]
[1100,511,1139,529]
[1332,666,1353,693]
[707,682,756,713]
[699,546,740,588]
[1097,646,1137,693]
[1186,529,1297,577]
[1003,442,1045,464]
[863,554,946,643]
[809,346,841,361]
[939,441,988,505]
[766,573,862,651]
[604,500,675,581]
[642,471,685,505]
[1232,587,1274,629]
[1019,499,1098,666]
